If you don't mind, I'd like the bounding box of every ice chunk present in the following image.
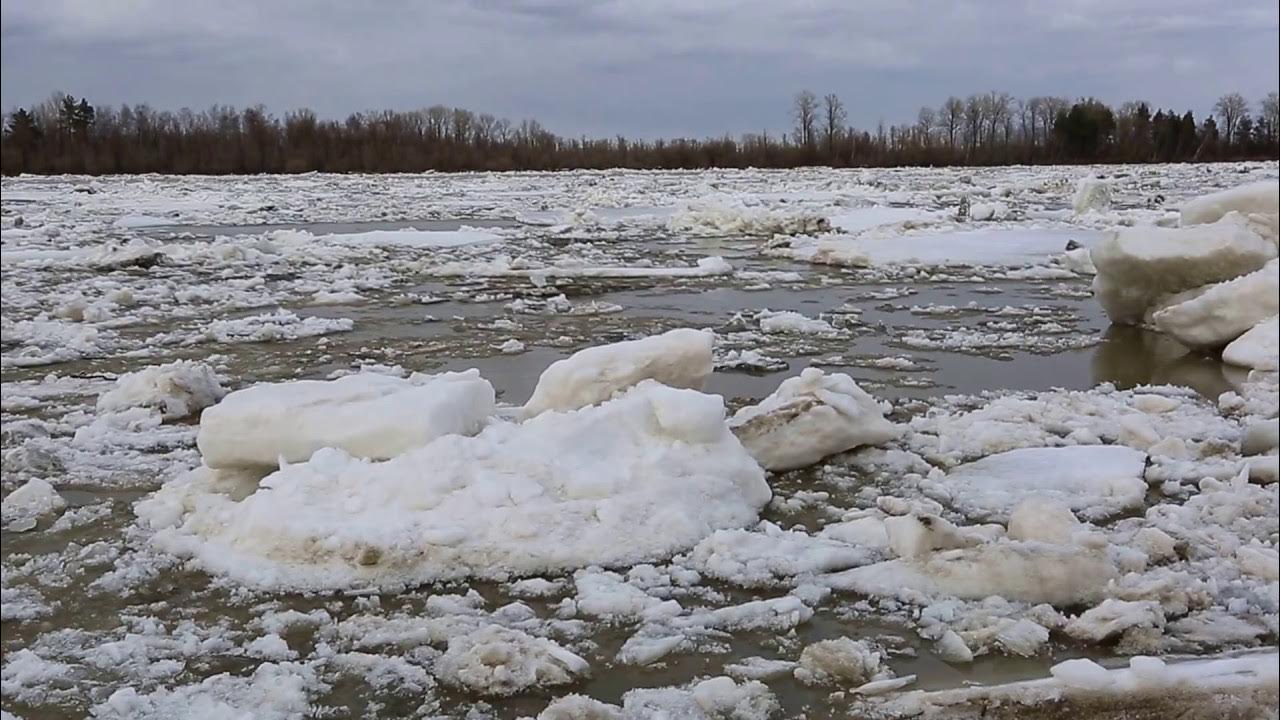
[97,360,226,420]
[1073,176,1112,215]
[538,695,625,720]
[326,227,502,248]
[1,478,66,531]
[669,200,830,236]
[1180,181,1280,230]
[824,542,1118,605]
[1236,545,1279,581]
[89,662,319,720]
[1152,260,1279,349]
[934,630,974,663]
[883,514,982,559]
[994,618,1051,657]
[1064,599,1165,642]
[938,445,1147,522]
[729,368,899,471]
[794,637,883,687]
[1241,418,1280,456]
[523,328,713,416]
[969,201,1008,221]
[573,570,668,620]
[435,625,588,696]
[1049,658,1112,689]
[1061,246,1097,275]
[1006,498,1082,544]
[622,676,778,719]
[1223,316,1279,370]
[755,309,836,335]
[1090,214,1276,324]
[196,370,495,468]
[142,382,770,590]
[687,524,871,585]
[724,657,800,681]
[873,651,1279,716]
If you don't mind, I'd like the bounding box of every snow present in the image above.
[196,370,496,468]
[1152,259,1279,349]
[1090,213,1276,325]
[1180,181,1280,230]
[1,478,66,531]
[728,368,898,471]
[933,445,1149,521]
[141,381,770,590]
[434,625,588,696]
[522,328,714,416]
[1223,316,1279,370]
[96,361,226,420]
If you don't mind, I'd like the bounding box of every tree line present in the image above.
[2,89,1277,175]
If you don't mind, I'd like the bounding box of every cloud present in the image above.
[2,0,1276,137]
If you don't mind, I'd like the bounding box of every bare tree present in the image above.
[916,107,936,147]
[939,97,963,151]
[1025,97,1044,146]
[1260,91,1280,146]
[792,91,819,149]
[821,93,846,157]
[1214,92,1249,145]
[963,94,984,152]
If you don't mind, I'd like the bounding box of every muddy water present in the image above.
[0,222,1253,719]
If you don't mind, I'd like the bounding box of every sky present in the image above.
[2,0,1278,139]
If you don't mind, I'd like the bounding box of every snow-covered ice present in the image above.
[142,381,770,590]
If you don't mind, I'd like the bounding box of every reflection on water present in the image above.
[1091,325,1248,399]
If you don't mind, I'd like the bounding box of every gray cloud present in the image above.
[2,0,1276,138]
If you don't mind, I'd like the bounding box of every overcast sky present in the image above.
[3,0,1277,138]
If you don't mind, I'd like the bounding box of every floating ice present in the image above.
[1073,176,1112,215]
[729,368,899,471]
[1180,181,1280,231]
[141,381,770,590]
[934,445,1148,522]
[97,361,226,420]
[1152,259,1279,349]
[522,328,713,416]
[435,625,588,696]
[197,370,496,469]
[1,478,66,531]
[1223,316,1279,370]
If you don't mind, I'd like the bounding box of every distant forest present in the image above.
[2,90,1278,175]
